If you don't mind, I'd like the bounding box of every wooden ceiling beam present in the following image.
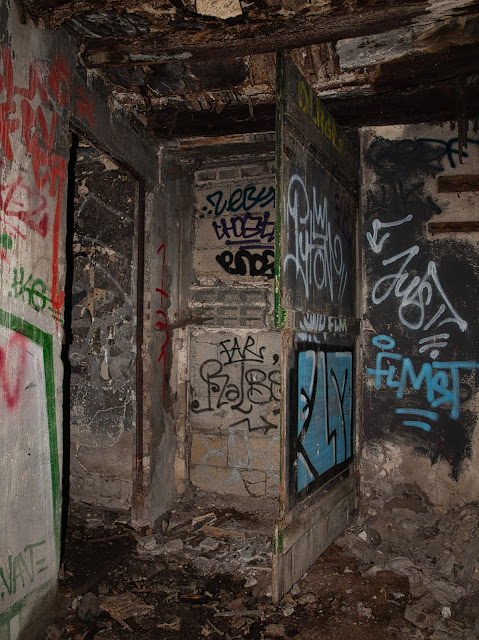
[146,77,479,139]
[82,3,428,67]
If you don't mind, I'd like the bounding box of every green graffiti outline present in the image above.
[0,309,60,626]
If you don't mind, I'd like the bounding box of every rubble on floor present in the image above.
[50,490,479,639]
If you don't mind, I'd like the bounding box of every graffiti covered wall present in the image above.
[185,147,282,498]
[0,1,158,636]
[361,124,479,505]
[0,3,70,633]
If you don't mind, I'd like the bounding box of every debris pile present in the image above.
[49,489,479,639]
[337,494,479,640]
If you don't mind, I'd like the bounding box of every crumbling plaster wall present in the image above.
[0,1,158,636]
[360,123,479,509]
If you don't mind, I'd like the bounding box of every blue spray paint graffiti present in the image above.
[418,137,479,169]
[366,334,479,431]
[363,135,479,476]
[295,347,353,494]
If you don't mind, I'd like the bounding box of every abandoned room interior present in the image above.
[0,0,478,638]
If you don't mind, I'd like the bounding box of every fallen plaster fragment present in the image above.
[196,0,242,19]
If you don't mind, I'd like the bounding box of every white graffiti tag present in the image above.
[368,215,467,335]
[283,174,348,302]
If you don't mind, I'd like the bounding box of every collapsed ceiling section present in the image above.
[25,0,479,139]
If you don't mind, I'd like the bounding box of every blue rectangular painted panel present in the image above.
[297,349,353,493]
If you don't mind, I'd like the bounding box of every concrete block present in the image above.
[228,431,280,471]
[217,167,241,180]
[195,169,217,183]
[190,433,228,467]
[190,465,249,496]
[71,430,134,482]
[240,470,266,497]
[240,164,267,178]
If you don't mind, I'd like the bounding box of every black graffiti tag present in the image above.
[216,249,274,279]
[191,359,281,415]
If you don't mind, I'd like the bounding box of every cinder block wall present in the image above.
[185,148,282,498]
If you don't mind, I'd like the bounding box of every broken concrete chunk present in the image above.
[137,534,158,552]
[357,602,373,618]
[298,593,316,605]
[200,536,220,551]
[196,0,242,20]
[165,538,184,554]
[280,601,295,617]
[244,575,258,588]
[404,593,442,629]
[264,623,286,637]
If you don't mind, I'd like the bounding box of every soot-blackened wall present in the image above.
[361,124,479,506]
[69,140,137,511]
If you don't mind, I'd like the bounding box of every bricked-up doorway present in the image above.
[153,137,281,519]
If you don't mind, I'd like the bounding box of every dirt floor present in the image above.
[49,489,479,640]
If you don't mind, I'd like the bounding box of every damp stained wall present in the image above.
[361,123,479,507]
[0,1,158,636]
[69,141,137,512]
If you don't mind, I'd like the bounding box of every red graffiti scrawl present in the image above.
[0,175,48,239]
[0,332,28,410]
[0,46,96,318]
[155,244,170,398]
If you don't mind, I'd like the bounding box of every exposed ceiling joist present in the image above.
[146,77,479,139]
[81,3,429,67]
[23,0,479,139]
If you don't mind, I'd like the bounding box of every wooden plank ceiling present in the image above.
[25,0,479,139]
